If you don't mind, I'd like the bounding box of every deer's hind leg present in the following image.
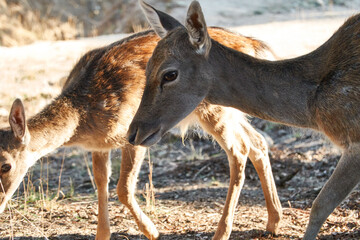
[303,143,360,240]
[246,124,282,233]
[195,103,281,239]
[92,151,112,240]
[117,144,159,239]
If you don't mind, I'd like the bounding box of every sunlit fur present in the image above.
[0,27,281,240]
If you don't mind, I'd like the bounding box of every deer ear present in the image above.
[185,1,211,57]
[140,0,183,38]
[9,99,29,144]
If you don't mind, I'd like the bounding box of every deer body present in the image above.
[127,1,360,239]
[206,46,320,128]
[206,24,360,147]
[0,27,281,239]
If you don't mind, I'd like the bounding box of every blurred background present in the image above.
[1,0,360,47]
[0,0,170,47]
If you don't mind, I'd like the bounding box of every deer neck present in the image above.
[206,40,328,129]
[26,96,80,161]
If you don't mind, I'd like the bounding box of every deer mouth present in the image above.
[139,128,162,146]
[127,125,162,147]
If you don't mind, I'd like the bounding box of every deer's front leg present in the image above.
[92,151,112,240]
[117,144,159,239]
[303,143,360,240]
[247,127,282,234]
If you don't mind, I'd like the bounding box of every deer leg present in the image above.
[196,106,250,240]
[117,144,159,239]
[303,143,360,240]
[213,154,247,240]
[247,126,282,233]
[92,151,112,240]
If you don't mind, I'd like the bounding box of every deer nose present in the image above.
[127,128,138,145]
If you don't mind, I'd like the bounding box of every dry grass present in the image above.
[0,138,359,239]
[0,0,76,47]
[143,150,156,214]
[0,0,175,47]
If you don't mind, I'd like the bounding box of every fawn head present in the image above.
[0,99,32,213]
[127,1,212,146]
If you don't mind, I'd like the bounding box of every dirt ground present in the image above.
[0,1,360,239]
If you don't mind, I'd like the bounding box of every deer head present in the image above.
[0,99,33,213]
[127,1,213,146]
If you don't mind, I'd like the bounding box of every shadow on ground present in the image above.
[4,229,360,240]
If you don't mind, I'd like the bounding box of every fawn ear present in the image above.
[140,0,183,38]
[185,1,211,57]
[9,99,29,144]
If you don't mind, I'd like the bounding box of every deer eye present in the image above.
[163,71,178,83]
[1,164,11,173]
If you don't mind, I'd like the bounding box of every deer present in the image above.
[127,1,360,239]
[0,10,282,240]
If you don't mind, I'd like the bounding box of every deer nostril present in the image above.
[128,128,138,145]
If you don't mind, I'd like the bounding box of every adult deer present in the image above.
[127,1,360,239]
[0,13,281,240]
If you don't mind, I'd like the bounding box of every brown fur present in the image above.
[128,1,360,239]
[0,28,281,240]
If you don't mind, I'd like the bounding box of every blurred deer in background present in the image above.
[127,1,360,239]
[0,7,281,240]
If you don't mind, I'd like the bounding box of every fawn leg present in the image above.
[303,143,360,240]
[196,105,250,240]
[117,144,159,239]
[246,125,282,233]
[92,151,112,240]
